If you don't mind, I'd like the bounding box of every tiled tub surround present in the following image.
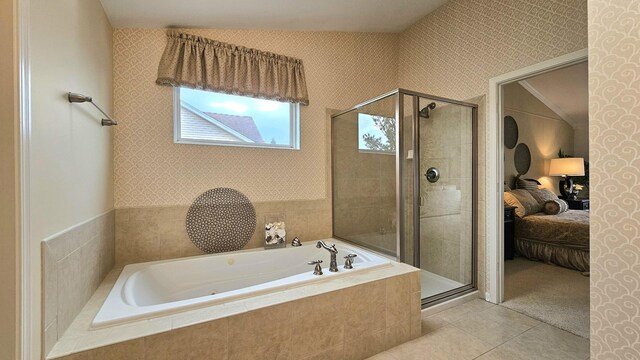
[42,210,116,356]
[93,240,390,327]
[47,259,420,360]
[115,199,331,265]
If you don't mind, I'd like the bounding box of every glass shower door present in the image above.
[415,97,475,302]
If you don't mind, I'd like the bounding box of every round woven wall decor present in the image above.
[186,188,256,253]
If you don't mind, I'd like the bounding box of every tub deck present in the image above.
[47,246,420,359]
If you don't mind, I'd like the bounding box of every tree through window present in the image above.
[358,113,396,153]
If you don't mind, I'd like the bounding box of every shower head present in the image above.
[419,102,437,118]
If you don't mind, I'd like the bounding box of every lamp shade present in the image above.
[549,157,585,176]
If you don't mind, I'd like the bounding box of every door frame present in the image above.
[485,49,588,304]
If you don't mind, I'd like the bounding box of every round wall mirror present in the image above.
[504,116,518,149]
[514,143,531,175]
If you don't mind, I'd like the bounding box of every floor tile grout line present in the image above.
[448,320,515,351]
[469,323,544,360]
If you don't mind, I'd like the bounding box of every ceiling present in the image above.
[99,0,448,32]
[519,61,589,129]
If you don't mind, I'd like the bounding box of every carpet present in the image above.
[501,257,590,338]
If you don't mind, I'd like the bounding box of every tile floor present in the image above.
[367,299,590,360]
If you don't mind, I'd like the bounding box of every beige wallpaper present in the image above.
[113,29,398,207]
[399,0,588,100]
[398,0,588,296]
[588,1,640,358]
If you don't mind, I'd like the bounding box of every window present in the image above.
[174,87,300,149]
[358,113,396,154]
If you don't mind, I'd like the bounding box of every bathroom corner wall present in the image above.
[30,0,115,357]
[42,211,115,355]
[399,0,588,296]
[112,29,398,263]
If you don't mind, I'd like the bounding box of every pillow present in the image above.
[544,199,569,215]
[504,190,542,217]
[510,189,543,215]
[504,191,525,217]
[529,188,558,207]
[516,178,539,190]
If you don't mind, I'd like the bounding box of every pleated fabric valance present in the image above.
[156,32,309,105]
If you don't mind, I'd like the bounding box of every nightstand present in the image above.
[567,199,589,211]
[504,206,516,260]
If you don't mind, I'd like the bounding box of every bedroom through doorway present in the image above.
[498,60,590,339]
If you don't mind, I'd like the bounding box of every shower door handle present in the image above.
[425,167,440,183]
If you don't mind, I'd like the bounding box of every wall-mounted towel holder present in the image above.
[67,92,118,126]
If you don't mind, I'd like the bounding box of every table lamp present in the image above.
[549,157,585,199]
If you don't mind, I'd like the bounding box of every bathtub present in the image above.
[92,238,391,328]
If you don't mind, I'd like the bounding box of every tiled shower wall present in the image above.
[42,211,115,356]
[419,102,474,285]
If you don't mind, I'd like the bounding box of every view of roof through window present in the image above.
[179,88,294,146]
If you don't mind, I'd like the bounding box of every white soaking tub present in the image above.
[92,238,391,328]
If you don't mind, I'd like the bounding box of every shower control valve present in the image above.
[308,260,323,275]
[343,254,357,269]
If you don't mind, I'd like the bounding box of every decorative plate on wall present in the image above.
[514,143,532,175]
[186,188,257,253]
[504,116,519,149]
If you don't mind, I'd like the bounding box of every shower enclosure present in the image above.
[331,89,477,306]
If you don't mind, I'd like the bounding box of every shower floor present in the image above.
[420,269,464,299]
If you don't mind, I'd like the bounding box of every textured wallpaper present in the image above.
[398,0,588,100]
[588,1,640,358]
[113,29,398,207]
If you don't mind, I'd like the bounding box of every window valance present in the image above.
[156,32,309,105]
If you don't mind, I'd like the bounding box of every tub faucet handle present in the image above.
[291,237,302,247]
[308,260,323,275]
[343,254,357,269]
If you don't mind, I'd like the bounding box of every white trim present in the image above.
[518,80,577,126]
[485,49,588,304]
[503,107,569,122]
[18,0,33,358]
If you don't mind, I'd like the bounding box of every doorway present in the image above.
[486,49,588,305]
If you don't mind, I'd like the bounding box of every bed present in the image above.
[515,210,590,272]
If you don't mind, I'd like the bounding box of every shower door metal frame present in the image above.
[330,88,478,307]
[401,89,479,307]
[330,89,402,259]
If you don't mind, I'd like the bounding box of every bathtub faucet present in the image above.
[316,241,339,272]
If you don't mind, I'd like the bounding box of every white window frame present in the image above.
[173,87,300,150]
